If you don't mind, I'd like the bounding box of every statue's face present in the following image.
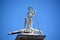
[28,7,33,11]
[29,8,32,11]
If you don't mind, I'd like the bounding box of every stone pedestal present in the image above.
[15,35,46,40]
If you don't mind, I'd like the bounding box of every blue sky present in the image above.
[0,0,60,40]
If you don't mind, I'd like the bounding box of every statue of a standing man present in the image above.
[27,7,35,31]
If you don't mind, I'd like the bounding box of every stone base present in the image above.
[15,35,46,40]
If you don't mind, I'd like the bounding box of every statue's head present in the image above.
[28,7,33,11]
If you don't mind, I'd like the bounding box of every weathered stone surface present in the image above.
[15,35,46,40]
